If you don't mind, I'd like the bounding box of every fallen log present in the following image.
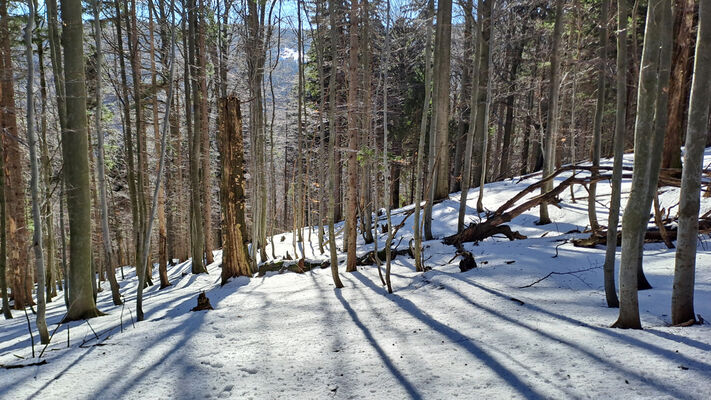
[571,219,711,248]
[445,172,627,245]
[356,240,412,266]
[257,259,329,276]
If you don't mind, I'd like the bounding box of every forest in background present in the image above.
[1,0,710,346]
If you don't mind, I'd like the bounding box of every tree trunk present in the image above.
[197,0,214,265]
[614,0,672,329]
[452,2,474,193]
[25,0,49,343]
[672,0,710,325]
[327,0,344,288]
[432,0,453,200]
[538,0,564,225]
[413,0,434,270]
[588,0,609,234]
[60,0,103,321]
[345,0,360,273]
[219,97,252,283]
[474,0,491,214]
[1,0,31,310]
[136,2,176,321]
[382,0,394,293]
[458,0,485,232]
[0,130,10,319]
[662,0,696,170]
[93,0,122,305]
[148,0,170,288]
[603,0,630,309]
[188,0,206,274]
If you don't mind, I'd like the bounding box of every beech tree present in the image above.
[61,0,103,320]
[602,0,630,309]
[671,0,710,326]
[614,0,672,330]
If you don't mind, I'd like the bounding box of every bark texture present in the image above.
[60,0,103,320]
[672,0,710,325]
[219,97,252,284]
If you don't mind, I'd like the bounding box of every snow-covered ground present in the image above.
[1,150,710,399]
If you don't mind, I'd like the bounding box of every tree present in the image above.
[538,0,564,225]
[588,0,609,234]
[473,0,491,214]
[1,0,31,310]
[662,0,696,170]
[614,0,672,329]
[219,97,252,284]
[0,114,10,319]
[93,0,122,305]
[413,0,434,271]
[671,0,710,325]
[136,0,176,320]
[148,0,170,289]
[432,0,453,201]
[327,0,344,288]
[603,0,630,309]
[197,0,214,265]
[60,0,103,320]
[188,0,206,274]
[382,0,393,293]
[25,0,50,343]
[345,0,360,273]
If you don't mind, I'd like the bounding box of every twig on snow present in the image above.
[518,265,601,288]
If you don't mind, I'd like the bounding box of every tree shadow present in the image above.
[437,270,711,375]
[349,271,545,400]
[334,286,423,400]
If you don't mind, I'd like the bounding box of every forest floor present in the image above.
[1,151,711,399]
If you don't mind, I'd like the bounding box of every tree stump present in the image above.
[191,292,213,312]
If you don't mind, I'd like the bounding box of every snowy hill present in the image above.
[1,151,710,399]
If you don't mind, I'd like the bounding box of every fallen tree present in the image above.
[445,168,630,246]
[444,162,711,247]
[571,218,711,248]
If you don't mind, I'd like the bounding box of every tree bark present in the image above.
[60,0,103,321]
[219,97,252,284]
[603,0,631,309]
[93,0,122,305]
[538,0,564,225]
[662,0,696,170]
[1,0,31,310]
[197,0,214,265]
[614,0,672,329]
[588,0,609,234]
[345,0,360,273]
[188,0,206,274]
[25,0,49,343]
[432,0,453,200]
[0,130,10,319]
[414,0,434,270]
[672,0,710,325]
[327,0,344,288]
[148,0,170,288]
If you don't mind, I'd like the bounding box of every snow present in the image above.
[1,150,710,399]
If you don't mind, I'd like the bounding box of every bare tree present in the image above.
[614,0,672,329]
[588,0,609,233]
[603,0,630,309]
[538,0,564,225]
[671,0,711,326]
[60,0,103,320]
